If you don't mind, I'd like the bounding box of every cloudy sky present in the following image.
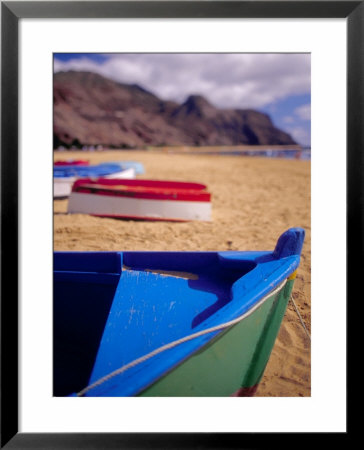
[54,53,311,146]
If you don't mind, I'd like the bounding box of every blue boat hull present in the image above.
[54,228,305,397]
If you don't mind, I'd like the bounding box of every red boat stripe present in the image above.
[74,188,211,202]
[71,178,211,202]
[54,160,89,166]
[72,177,208,191]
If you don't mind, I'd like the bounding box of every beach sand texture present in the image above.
[54,149,311,397]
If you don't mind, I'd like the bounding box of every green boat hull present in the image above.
[138,277,295,397]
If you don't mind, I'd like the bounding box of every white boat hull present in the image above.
[53,168,135,199]
[68,192,211,221]
[54,177,77,199]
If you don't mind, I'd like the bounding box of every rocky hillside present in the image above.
[54,71,297,148]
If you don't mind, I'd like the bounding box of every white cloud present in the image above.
[294,103,311,121]
[54,53,310,110]
[284,125,311,146]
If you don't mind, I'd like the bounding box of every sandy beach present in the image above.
[54,149,311,397]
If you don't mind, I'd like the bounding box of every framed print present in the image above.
[2,0,358,447]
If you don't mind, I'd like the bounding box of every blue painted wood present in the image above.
[54,252,122,274]
[53,163,123,178]
[99,161,145,174]
[53,228,305,397]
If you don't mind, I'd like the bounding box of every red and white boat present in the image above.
[54,159,89,166]
[67,178,212,221]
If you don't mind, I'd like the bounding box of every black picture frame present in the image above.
[1,1,357,448]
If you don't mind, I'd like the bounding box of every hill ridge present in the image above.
[53,70,297,148]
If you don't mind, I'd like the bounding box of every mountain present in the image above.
[53,71,297,148]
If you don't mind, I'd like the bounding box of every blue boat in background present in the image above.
[54,228,305,397]
[100,161,145,175]
[53,163,135,198]
[54,163,126,179]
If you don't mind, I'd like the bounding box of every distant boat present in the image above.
[53,164,135,199]
[54,160,89,166]
[53,228,305,397]
[100,161,145,175]
[67,178,212,221]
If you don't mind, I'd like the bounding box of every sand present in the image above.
[54,149,311,397]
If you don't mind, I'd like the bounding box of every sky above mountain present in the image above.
[54,53,311,146]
